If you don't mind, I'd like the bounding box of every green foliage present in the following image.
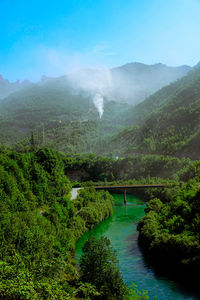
[0,66,199,159]
[64,153,190,182]
[0,78,130,155]
[80,236,155,300]
[138,179,200,273]
[175,160,200,182]
[125,283,157,300]
[104,67,200,158]
[80,236,127,299]
[0,148,114,299]
[128,67,200,158]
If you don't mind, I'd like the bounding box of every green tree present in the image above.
[30,132,36,152]
[80,236,127,300]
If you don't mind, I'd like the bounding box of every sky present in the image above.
[0,0,200,81]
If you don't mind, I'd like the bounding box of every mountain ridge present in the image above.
[0,61,192,104]
[0,74,32,99]
[109,66,200,159]
[0,62,199,158]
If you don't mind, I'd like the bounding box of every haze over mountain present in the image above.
[58,62,192,107]
[109,66,200,159]
[1,1,200,299]
[0,75,32,99]
[0,62,191,106]
[109,62,191,104]
[0,61,198,157]
[0,74,130,150]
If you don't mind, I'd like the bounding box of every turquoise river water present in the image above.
[76,194,199,299]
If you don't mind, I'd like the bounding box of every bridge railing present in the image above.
[93,184,166,190]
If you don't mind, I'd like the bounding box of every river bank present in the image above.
[76,193,199,299]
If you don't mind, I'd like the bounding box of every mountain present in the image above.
[0,74,32,99]
[109,67,200,159]
[0,61,195,154]
[195,61,200,68]
[0,76,130,149]
[0,61,191,104]
[109,62,191,104]
[66,62,191,106]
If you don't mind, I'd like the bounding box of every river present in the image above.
[76,193,199,299]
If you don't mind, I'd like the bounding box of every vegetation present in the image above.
[109,62,190,105]
[80,236,127,299]
[0,77,130,151]
[137,179,200,278]
[0,147,114,299]
[1,64,200,298]
[0,142,199,298]
[0,65,195,158]
[15,62,198,159]
[0,146,160,299]
[80,236,155,300]
[110,67,200,158]
[63,153,190,182]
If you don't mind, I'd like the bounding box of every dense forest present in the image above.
[110,66,200,158]
[0,62,200,299]
[0,147,162,299]
[0,77,130,151]
[0,147,115,299]
[0,145,199,298]
[62,153,190,182]
[138,179,200,285]
[0,63,196,158]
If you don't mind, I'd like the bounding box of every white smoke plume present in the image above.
[68,68,112,118]
[93,93,104,118]
[36,46,191,113]
[39,47,154,111]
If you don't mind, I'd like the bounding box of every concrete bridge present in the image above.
[94,184,166,204]
[71,184,166,204]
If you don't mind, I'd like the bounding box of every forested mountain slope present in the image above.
[0,147,114,299]
[0,77,130,148]
[0,78,92,145]
[110,67,200,159]
[110,62,191,104]
[0,63,196,155]
[67,62,191,106]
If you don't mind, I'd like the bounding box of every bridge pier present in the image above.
[124,189,127,205]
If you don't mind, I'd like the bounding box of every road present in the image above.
[70,187,84,200]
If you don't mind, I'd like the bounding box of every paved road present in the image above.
[70,187,84,200]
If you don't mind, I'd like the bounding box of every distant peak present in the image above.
[194,61,200,68]
[155,62,163,65]
[0,74,9,83]
[114,62,191,71]
[41,75,52,81]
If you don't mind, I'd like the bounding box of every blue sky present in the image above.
[0,0,200,81]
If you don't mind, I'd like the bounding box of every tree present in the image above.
[80,236,127,300]
[30,132,36,152]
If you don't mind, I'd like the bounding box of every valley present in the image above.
[0,61,200,299]
[2,1,200,298]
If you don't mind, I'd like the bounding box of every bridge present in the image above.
[71,184,166,204]
[94,184,166,204]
